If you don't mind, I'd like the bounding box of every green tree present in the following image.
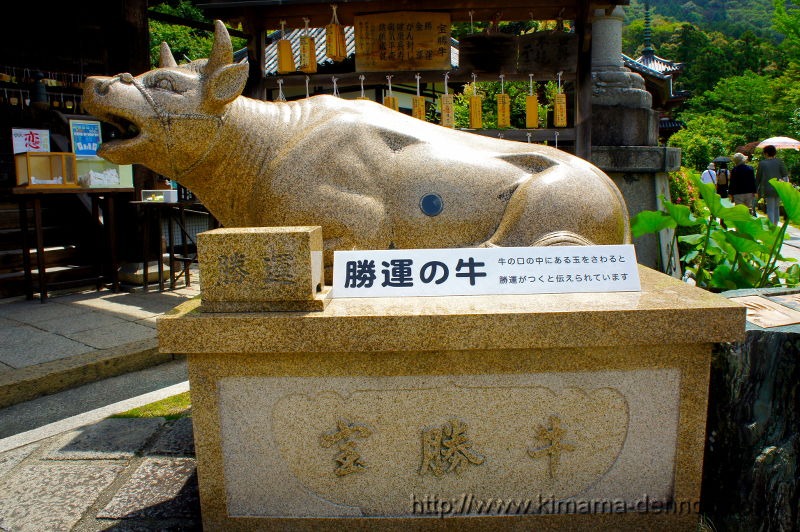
[668,115,743,169]
[148,1,246,68]
[773,0,800,62]
[682,71,774,141]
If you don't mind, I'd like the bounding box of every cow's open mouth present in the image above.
[103,114,141,142]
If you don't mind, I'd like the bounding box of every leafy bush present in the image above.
[632,177,800,290]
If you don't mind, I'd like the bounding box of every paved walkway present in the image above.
[0,414,200,531]
[0,284,199,373]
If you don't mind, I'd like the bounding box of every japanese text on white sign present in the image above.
[333,245,640,298]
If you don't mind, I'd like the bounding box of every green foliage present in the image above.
[773,0,800,63]
[681,71,775,142]
[631,176,800,290]
[668,115,742,170]
[148,1,247,68]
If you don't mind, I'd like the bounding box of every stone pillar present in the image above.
[591,7,657,147]
[590,7,677,274]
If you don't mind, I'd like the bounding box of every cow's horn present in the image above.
[159,42,178,68]
[205,20,233,74]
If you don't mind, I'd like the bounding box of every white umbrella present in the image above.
[757,136,800,150]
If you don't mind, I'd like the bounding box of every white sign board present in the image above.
[11,128,50,154]
[333,245,640,298]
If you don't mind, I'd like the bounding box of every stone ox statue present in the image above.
[83,21,629,278]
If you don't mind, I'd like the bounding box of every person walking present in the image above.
[700,163,717,185]
[728,153,757,211]
[716,162,730,198]
[756,145,790,225]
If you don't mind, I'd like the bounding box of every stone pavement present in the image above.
[0,284,199,371]
[0,272,200,408]
[0,415,200,531]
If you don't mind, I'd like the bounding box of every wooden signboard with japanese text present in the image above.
[355,12,451,72]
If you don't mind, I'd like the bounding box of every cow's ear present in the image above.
[204,62,248,110]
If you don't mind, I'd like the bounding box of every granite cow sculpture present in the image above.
[83,21,630,279]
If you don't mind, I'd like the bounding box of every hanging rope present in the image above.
[332,76,339,97]
[469,10,475,33]
[529,73,534,96]
[305,76,310,98]
[386,75,393,98]
[276,78,286,101]
[415,73,421,97]
[443,71,449,95]
[359,74,365,98]
[330,3,340,25]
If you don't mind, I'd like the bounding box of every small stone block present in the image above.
[198,227,323,306]
[96,457,199,519]
[46,418,166,460]
[149,417,195,456]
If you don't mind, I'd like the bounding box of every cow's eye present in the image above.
[155,78,176,92]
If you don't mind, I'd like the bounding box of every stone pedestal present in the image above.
[157,228,744,531]
[592,146,682,274]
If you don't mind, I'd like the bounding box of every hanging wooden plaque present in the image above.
[469,95,483,129]
[355,12,451,72]
[412,96,426,120]
[497,93,511,128]
[554,93,568,127]
[525,95,539,128]
[440,94,455,128]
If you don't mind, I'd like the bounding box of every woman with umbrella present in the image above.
[756,145,790,225]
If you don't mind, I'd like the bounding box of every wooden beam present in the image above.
[262,69,577,89]
[574,4,592,160]
[201,1,591,29]
[243,17,268,99]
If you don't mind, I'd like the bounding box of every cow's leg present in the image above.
[483,165,628,248]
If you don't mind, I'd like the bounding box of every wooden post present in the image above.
[244,16,268,100]
[18,198,34,301]
[33,197,47,303]
[575,8,592,160]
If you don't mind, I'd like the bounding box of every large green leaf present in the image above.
[724,232,771,255]
[696,178,724,217]
[709,264,737,290]
[736,257,763,285]
[732,219,781,247]
[630,211,676,238]
[718,204,758,222]
[661,198,702,226]
[679,233,706,246]
[771,179,800,222]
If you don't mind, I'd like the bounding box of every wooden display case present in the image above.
[15,152,78,188]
